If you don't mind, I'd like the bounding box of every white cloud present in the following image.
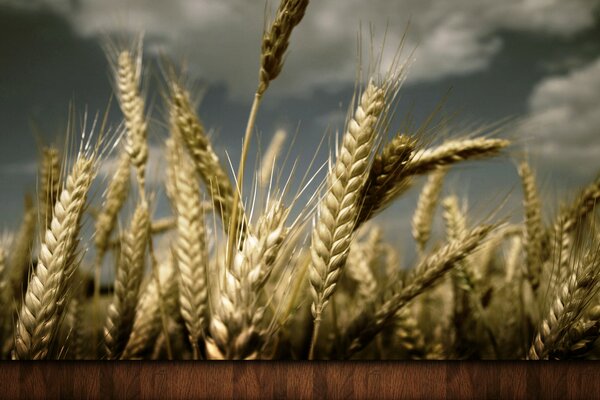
[519,56,600,174]
[12,0,600,98]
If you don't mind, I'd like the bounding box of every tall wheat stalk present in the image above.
[308,81,385,359]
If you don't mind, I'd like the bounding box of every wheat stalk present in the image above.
[518,161,544,291]
[38,147,61,232]
[104,201,150,360]
[9,196,36,297]
[14,156,94,360]
[166,139,209,359]
[116,50,148,193]
[412,168,448,254]
[228,0,310,269]
[170,83,238,231]
[308,81,385,359]
[123,260,177,359]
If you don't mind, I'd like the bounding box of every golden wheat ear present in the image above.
[15,155,95,360]
[104,201,150,360]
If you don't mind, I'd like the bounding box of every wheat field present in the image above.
[2,0,600,361]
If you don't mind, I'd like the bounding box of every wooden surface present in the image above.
[1,362,599,399]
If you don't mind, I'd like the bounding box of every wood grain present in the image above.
[0,362,599,399]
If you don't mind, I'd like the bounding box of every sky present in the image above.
[1,0,600,247]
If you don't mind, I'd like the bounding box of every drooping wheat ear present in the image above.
[38,146,61,232]
[259,129,287,188]
[258,0,310,96]
[207,201,288,360]
[117,50,148,192]
[308,81,385,359]
[344,224,494,358]
[95,151,130,262]
[14,156,94,360]
[553,175,600,280]
[170,83,239,230]
[167,140,209,359]
[9,195,36,296]
[518,161,544,291]
[358,134,414,225]
[123,260,177,359]
[104,201,150,360]
[403,138,510,176]
[412,168,448,254]
[528,250,600,360]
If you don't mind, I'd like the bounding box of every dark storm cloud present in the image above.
[1,0,599,239]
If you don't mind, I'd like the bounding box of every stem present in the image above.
[227,92,263,267]
[308,316,321,360]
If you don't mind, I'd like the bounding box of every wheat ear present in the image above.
[528,250,600,360]
[358,134,414,225]
[38,146,61,232]
[123,260,177,359]
[14,156,94,360]
[404,138,510,176]
[104,201,150,360]
[9,196,36,297]
[207,201,288,360]
[257,0,310,95]
[170,83,238,231]
[553,175,600,281]
[518,161,544,291]
[559,305,600,358]
[344,224,494,357]
[167,140,209,359]
[308,81,385,359]
[117,50,148,193]
[412,168,448,254]
[228,0,309,268]
[95,151,130,262]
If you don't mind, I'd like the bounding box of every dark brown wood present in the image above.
[1,362,599,400]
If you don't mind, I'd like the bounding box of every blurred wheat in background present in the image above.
[1,0,600,360]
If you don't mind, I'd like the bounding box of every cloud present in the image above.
[9,0,600,98]
[519,56,600,174]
